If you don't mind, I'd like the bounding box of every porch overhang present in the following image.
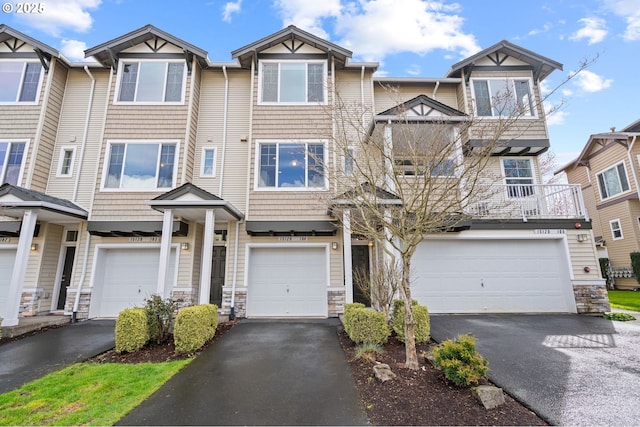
[245,220,337,236]
[87,220,189,237]
[0,221,21,237]
[0,184,88,222]
[469,138,550,156]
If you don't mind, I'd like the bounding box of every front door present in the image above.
[210,246,226,306]
[351,245,370,306]
[57,246,76,310]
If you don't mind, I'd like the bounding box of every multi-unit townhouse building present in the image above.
[0,24,609,327]
[560,119,640,289]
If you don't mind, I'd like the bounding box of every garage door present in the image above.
[412,239,576,313]
[0,248,17,320]
[90,247,176,318]
[247,246,327,317]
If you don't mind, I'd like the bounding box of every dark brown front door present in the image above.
[351,245,370,306]
[57,246,75,310]
[210,246,226,306]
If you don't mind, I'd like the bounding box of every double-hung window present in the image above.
[610,219,623,240]
[260,61,326,104]
[472,78,535,117]
[117,61,185,103]
[103,141,177,190]
[502,158,535,197]
[257,141,326,189]
[0,61,42,103]
[597,162,630,200]
[0,141,26,185]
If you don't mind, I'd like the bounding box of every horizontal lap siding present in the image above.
[183,62,201,183]
[566,229,601,279]
[598,201,637,267]
[36,224,64,312]
[588,144,636,205]
[373,83,459,114]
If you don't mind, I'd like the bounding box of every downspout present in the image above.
[360,65,365,117]
[73,66,95,201]
[431,80,440,100]
[218,66,229,197]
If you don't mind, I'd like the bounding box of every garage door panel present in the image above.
[0,249,17,319]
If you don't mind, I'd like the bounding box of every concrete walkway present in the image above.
[431,314,640,426]
[0,319,115,394]
[117,320,368,426]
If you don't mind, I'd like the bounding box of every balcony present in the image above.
[465,184,588,221]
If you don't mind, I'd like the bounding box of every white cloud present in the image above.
[272,0,479,64]
[545,108,569,126]
[528,22,553,36]
[14,0,101,36]
[406,64,421,76]
[222,0,242,23]
[604,0,640,41]
[60,39,95,62]
[572,70,613,93]
[570,17,607,44]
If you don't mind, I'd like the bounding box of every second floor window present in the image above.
[502,158,534,197]
[472,78,535,117]
[0,62,42,103]
[0,141,26,185]
[258,141,326,189]
[597,162,630,200]
[104,141,177,190]
[260,61,326,104]
[117,61,185,103]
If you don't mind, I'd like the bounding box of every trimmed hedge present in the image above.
[174,304,219,354]
[115,307,149,353]
[343,306,390,344]
[391,299,430,343]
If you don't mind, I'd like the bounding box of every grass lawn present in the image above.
[0,360,189,426]
[608,290,640,311]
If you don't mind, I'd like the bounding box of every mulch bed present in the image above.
[338,331,548,426]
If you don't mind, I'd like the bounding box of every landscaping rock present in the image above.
[473,385,506,410]
[373,362,396,382]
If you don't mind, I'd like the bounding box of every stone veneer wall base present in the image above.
[573,280,610,314]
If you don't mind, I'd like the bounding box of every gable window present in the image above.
[57,147,75,177]
[502,158,534,197]
[0,141,26,185]
[0,62,42,103]
[260,61,326,104]
[257,141,326,189]
[117,61,185,103]
[597,162,630,200]
[610,219,623,240]
[472,78,535,117]
[103,141,177,190]
[201,147,217,177]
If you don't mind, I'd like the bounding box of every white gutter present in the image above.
[218,65,229,197]
[432,80,440,99]
[73,66,95,202]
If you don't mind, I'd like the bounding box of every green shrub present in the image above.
[604,312,636,321]
[115,308,149,353]
[145,295,181,344]
[354,342,385,362]
[173,304,219,354]
[343,306,390,344]
[631,252,640,284]
[431,334,489,387]
[344,302,365,314]
[391,299,430,343]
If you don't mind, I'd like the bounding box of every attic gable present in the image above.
[0,24,62,71]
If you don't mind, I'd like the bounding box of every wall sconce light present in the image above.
[31,243,38,251]
[577,234,589,242]
[181,242,190,251]
[331,242,338,250]
[368,241,374,247]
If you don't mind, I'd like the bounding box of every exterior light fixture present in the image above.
[577,234,589,242]
[368,241,374,247]
[331,242,338,250]
[31,243,38,251]
[181,242,190,251]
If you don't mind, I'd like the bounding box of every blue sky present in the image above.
[3,0,639,167]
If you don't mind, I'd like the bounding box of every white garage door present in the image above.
[412,239,577,313]
[247,246,327,317]
[90,247,176,318]
[0,248,17,320]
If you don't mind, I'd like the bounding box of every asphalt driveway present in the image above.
[117,319,368,426]
[431,314,640,426]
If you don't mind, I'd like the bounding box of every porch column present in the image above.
[3,210,38,326]
[157,209,173,297]
[343,210,353,303]
[383,122,395,193]
[199,209,215,305]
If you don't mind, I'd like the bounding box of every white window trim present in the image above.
[200,147,217,177]
[0,60,44,105]
[56,147,76,177]
[500,157,537,198]
[254,139,329,191]
[610,218,624,240]
[257,60,328,106]
[342,147,355,176]
[470,77,538,119]
[0,139,29,186]
[596,161,631,201]
[113,59,187,105]
[100,139,180,192]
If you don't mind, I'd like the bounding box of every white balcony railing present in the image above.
[465,184,588,221]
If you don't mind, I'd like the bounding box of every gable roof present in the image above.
[0,184,87,220]
[85,24,209,68]
[231,25,353,69]
[446,40,563,83]
[0,24,66,70]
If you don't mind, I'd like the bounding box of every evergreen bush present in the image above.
[115,307,149,353]
[391,299,430,343]
[173,304,219,354]
[343,306,390,344]
[145,295,181,344]
[431,334,489,386]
